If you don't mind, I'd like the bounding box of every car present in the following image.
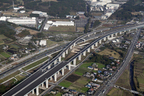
[102,90,106,93]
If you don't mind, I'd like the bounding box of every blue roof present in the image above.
[98,70,102,73]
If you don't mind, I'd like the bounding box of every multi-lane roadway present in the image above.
[2,23,144,96]
[94,29,141,96]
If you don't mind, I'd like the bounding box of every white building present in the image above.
[106,4,120,10]
[32,11,48,17]
[20,10,25,13]
[40,40,47,46]
[47,21,74,27]
[44,24,51,30]
[91,0,97,3]
[7,17,36,25]
[0,16,7,21]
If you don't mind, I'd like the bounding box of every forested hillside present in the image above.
[110,0,144,22]
[24,0,86,17]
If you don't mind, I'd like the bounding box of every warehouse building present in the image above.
[7,17,36,25]
[47,21,74,27]
[32,11,48,17]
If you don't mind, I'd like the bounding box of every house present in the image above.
[78,93,85,96]
[88,66,93,69]
[93,78,97,82]
[109,57,114,59]
[83,72,91,78]
[69,89,77,94]
[104,71,109,76]
[106,65,111,69]
[62,92,74,96]
[87,88,94,95]
[85,84,91,88]
[98,70,102,74]
[94,68,98,71]
[109,68,113,71]
[112,66,116,69]
[50,90,57,94]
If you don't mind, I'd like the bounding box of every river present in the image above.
[130,60,138,96]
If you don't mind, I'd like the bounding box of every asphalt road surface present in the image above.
[2,26,142,96]
[94,29,140,96]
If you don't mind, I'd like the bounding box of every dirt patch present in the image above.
[27,29,38,35]
[66,74,80,82]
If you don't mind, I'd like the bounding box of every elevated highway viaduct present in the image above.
[2,24,144,96]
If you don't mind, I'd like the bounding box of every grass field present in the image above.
[74,62,105,76]
[74,62,92,76]
[0,52,11,58]
[47,39,57,47]
[0,35,7,45]
[56,92,62,96]
[22,56,48,71]
[15,75,25,81]
[68,77,90,93]
[10,44,20,49]
[133,55,144,91]
[59,80,72,88]
[107,88,133,96]
[116,69,131,89]
[97,63,105,69]
[0,55,5,59]
[0,71,20,83]
[98,48,120,59]
[48,26,76,32]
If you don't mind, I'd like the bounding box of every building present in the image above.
[0,16,7,21]
[39,40,47,46]
[20,10,25,13]
[44,24,51,30]
[47,21,74,27]
[7,17,36,25]
[106,4,120,10]
[32,11,48,17]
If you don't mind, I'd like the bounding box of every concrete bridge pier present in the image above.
[59,56,61,62]
[83,51,86,56]
[91,45,94,49]
[87,48,90,52]
[32,89,35,94]
[62,68,64,75]
[54,60,57,65]
[70,45,72,49]
[103,37,106,41]
[107,35,110,40]
[115,33,118,36]
[24,94,28,96]
[99,40,102,44]
[66,49,68,54]
[78,54,81,61]
[62,52,65,58]
[119,31,122,34]
[95,42,98,46]
[73,43,76,47]
[54,73,57,81]
[68,63,71,70]
[41,82,44,87]
[73,58,76,66]
[50,76,53,80]
[36,86,39,96]
[46,79,49,88]
[48,65,51,69]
